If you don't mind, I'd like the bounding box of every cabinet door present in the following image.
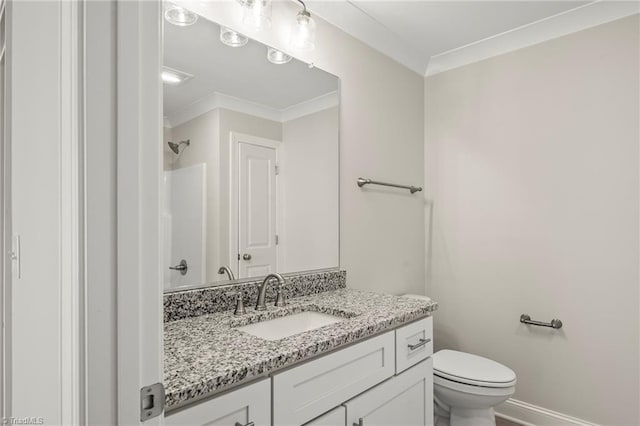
[273,331,395,425]
[344,359,433,426]
[164,379,270,426]
[304,407,346,426]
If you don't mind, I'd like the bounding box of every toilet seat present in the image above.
[433,350,516,388]
[434,374,516,397]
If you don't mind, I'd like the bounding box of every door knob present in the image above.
[242,253,252,261]
[169,259,188,276]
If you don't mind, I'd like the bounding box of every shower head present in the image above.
[168,139,190,154]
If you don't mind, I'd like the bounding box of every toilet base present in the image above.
[435,407,496,426]
[435,396,496,426]
[450,407,496,426]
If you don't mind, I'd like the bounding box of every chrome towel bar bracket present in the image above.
[520,314,563,329]
[357,177,422,194]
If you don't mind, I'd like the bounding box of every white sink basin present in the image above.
[237,311,344,341]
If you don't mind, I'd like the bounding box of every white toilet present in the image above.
[433,350,516,426]
[400,295,516,426]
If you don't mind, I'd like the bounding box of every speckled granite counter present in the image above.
[164,288,437,410]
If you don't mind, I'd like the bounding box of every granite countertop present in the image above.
[164,288,438,410]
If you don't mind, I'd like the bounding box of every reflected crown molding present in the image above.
[165,90,339,128]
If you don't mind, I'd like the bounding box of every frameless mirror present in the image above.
[162,11,340,291]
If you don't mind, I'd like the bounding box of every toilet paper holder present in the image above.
[520,314,563,329]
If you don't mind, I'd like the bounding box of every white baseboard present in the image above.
[496,398,600,426]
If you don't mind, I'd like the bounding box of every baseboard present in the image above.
[496,398,600,426]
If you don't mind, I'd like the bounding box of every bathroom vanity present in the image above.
[163,285,437,426]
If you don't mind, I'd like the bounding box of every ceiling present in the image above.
[164,15,339,116]
[306,1,593,74]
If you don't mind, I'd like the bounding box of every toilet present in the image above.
[401,295,516,426]
[433,350,516,426]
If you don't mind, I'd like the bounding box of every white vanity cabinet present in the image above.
[344,359,433,426]
[272,332,395,425]
[303,407,346,426]
[165,316,433,426]
[164,378,270,426]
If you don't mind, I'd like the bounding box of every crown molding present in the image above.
[426,1,640,77]
[165,91,339,128]
[281,91,339,122]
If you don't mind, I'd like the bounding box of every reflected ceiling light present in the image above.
[289,0,316,51]
[164,4,198,27]
[237,0,272,31]
[267,48,292,65]
[161,66,193,85]
[220,27,248,47]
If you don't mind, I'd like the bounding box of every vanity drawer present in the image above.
[272,331,395,426]
[164,378,270,426]
[395,316,433,374]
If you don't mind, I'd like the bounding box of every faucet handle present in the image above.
[226,291,246,315]
[274,284,286,308]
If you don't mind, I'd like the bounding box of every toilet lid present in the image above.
[433,350,516,388]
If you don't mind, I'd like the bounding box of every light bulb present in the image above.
[220,27,248,47]
[161,67,193,85]
[161,71,182,84]
[240,0,272,31]
[267,48,292,65]
[290,10,316,51]
[164,4,198,27]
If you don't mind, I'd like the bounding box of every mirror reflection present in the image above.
[162,13,340,291]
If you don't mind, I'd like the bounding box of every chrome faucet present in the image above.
[255,273,285,311]
[217,266,235,281]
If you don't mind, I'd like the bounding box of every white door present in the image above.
[344,359,434,426]
[238,142,277,278]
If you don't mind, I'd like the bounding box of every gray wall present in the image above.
[425,15,639,425]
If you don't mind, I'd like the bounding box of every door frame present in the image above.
[116,0,164,424]
[229,132,281,278]
[0,0,8,418]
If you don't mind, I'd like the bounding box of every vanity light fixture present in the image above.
[267,47,292,65]
[161,66,193,85]
[164,4,198,27]
[220,27,249,48]
[237,0,272,31]
[290,0,316,51]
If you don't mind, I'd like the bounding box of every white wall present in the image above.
[425,16,639,425]
[281,107,339,273]
[183,0,426,295]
